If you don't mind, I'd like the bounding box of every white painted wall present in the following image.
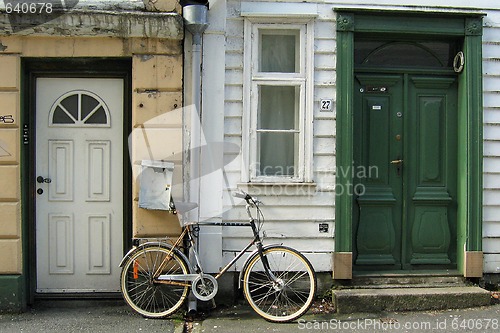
[201,0,500,274]
[482,10,500,274]
[215,0,337,272]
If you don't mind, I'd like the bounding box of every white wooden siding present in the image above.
[220,0,337,272]
[216,0,500,274]
[483,9,500,273]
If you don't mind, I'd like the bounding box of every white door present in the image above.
[35,78,123,293]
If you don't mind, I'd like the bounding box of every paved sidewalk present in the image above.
[0,300,184,333]
[191,301,500,333]
[1,299,499,333]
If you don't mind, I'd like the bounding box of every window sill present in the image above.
[237,182,317,196]
[238,182,316,187]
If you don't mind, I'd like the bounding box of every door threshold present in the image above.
[353,269,461,277]
[35,292,122,300]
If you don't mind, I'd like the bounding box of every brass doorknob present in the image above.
[390,159,403,164]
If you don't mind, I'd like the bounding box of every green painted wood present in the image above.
[352,13,465,36]
[353,74,458,270]
[456,33,483,275]
[463,34,483,252]
[353,74,403,268]
[335,12,483,276]
[406,76,458,268]
[335,18,354,253]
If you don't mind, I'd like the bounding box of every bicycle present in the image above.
[119,191,316,322]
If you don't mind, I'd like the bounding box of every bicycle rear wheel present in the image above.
[121,246,190,318]
[242,245,316,322]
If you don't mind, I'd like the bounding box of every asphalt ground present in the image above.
[0,300,184,333]
[190,301,500,333]
[1,299,500,333]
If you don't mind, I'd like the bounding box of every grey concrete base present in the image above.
[333,286,491,313]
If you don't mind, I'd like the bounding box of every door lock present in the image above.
[391,159,403,176]
[37,176,52,183]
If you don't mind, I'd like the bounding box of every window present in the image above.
[243,21,313,182]
[354,39,460,68]
[49,90,110,127]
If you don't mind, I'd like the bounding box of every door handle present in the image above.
[37,176,52,183]
[390,159,403,165]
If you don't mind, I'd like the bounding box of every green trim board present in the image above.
[21,58,132,304]
[335,12,483,276]
[335,19,354,253]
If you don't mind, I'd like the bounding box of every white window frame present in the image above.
[242,18,314,183]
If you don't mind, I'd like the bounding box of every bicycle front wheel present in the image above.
[242,246,316,322]
[121,246,190,318]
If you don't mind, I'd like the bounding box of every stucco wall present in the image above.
[0,1,184,279]
[0,52,21,274]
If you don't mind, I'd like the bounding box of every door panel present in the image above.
[354,75,403,269]
[353,74,457,270]
[49,140,74,201]
[406,76,457,267]
[36,78,123,292]
[87,214,111,274]
[86,141,111,201]
[48,213,74,274]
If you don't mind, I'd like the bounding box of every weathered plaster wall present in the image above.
[0,1,184,282]
[0,52,21,275]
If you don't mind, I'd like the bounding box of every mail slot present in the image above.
[139,160,174,210]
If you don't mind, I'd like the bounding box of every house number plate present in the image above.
[320,99,333,112]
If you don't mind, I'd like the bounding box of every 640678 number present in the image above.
[451,318,499,330]
[5,2,53,14]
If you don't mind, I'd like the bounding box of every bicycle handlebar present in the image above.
[233,191,258,205]
[233,192,248,199]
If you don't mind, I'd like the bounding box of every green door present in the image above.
[353,73,458,270]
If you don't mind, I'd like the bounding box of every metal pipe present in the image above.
[183,4,208,316]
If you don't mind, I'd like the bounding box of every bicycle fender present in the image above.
[119,241,194,273]
[119,247,138,267]
[237,243,282,289]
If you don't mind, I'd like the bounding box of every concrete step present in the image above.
[333,286,491,314]
[335,275,469,289]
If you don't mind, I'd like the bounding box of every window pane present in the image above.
[81,94,100,120]
[52,106,75,124]
[354,40,459,68]
[258,86,298,130]
[59,94,78,120]
[260,31,298,73]
[85,106,108,124]
[258,132,297,176]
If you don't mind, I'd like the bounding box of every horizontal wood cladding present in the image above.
[221,2,500,273]
[483,10,500,273]
[221,2,337,271]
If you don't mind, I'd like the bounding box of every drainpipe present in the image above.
[183,4,208,315]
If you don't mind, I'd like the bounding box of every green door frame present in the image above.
[334,11,484,279]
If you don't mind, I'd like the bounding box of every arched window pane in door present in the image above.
[354,40,459,68]
[49,90,110,127]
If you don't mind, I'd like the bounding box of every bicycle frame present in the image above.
[153,202,277,286]
[120,192,316,322]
